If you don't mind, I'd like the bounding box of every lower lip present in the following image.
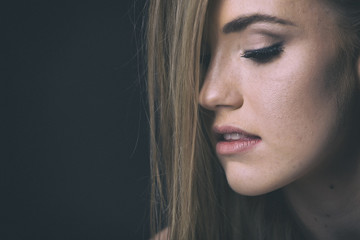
[216,138,261,155]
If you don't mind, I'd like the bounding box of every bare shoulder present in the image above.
[150,228,169,240]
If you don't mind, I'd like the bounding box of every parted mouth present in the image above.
[213,126,261,142]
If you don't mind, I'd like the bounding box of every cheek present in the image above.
[249,51,341,159]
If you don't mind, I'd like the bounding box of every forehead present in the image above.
[211,0,336,32]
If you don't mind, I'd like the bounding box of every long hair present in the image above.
[147,0,360,239]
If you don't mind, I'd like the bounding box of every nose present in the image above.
[199,59,244,111]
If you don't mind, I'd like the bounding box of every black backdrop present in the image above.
[4,1,150,239]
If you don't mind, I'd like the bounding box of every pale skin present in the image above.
[199,0,360,239]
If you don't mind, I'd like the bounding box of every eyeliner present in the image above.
[242,42,284,59]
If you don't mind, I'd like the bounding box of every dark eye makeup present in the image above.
[242,42,284,63]
[200,42,284,68]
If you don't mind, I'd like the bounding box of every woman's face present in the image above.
[199,0,359,196]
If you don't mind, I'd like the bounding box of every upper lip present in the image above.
[213,125,260,141]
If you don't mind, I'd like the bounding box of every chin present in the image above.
[227,181,279,196]
[224,168,291,197]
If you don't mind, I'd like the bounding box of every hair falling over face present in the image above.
[146,0,360,239]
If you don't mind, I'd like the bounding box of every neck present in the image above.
[283,144,360,240]
[283,94,360,240]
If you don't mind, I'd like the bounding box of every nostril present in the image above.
[199,84,220,110]
[199,61,243,110]
[200,83,244,111]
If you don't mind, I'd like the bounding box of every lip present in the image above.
[213,125,261,155]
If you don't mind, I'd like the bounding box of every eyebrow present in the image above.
[223,14,295,34]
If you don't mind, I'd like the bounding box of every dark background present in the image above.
[3,1,150,239]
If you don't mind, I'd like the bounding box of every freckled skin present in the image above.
[199,0,360,239]
[200,0,343,196]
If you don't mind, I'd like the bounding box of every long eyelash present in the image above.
[242,42,284,63]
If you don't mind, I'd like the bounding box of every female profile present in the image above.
[147,0,360,239]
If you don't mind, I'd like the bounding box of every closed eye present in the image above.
[242,42,284,63]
